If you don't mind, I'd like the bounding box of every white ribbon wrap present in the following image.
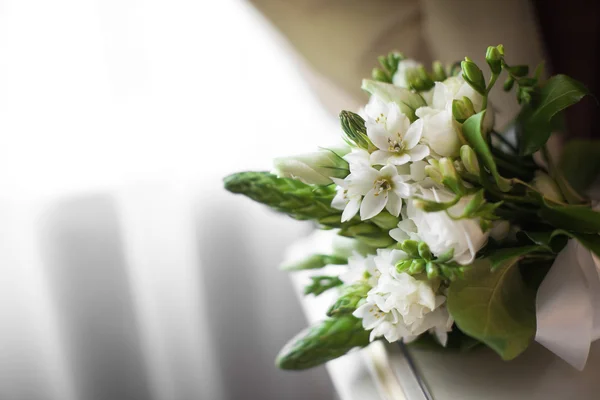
[535,239,600,370]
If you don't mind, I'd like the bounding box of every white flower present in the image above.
[392,59,422,88]
[353,249,453,344]
[532,171,564,203]
[395,187,489,265]
[416,76,493,157]
[339,252,380,287]
[272,147,350,185]
[342,164,412,221]
[364,97,430,165]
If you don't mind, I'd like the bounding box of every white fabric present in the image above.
[535,240,600,370]
[0,0,336,399]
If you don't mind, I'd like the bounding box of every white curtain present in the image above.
[0,0,337,399]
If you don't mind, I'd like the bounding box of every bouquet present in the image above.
[224,45,600,371]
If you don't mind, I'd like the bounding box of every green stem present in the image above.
[482,72,499,110]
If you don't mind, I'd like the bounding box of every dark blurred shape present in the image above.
[533,0,600,140]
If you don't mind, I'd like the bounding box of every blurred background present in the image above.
[0,0,597,399]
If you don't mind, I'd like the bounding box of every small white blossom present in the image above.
[392,59,422,88]
[416,75,493,157]
[353,249,453,344]
[365,97,430,166]
[345,164,412,220]
[394,187,489,265]
[339,252,380,287]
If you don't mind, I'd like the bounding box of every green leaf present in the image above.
[462,111,512,192]
[276,315,370,370]
[523,229,600,258]
[448,259,536,360]
[361,79,426,122]
[304,276,343,296]
[487,246,547,270]
[281,254,348,271]
[520,75,589,155]
[559,139,600,194]
[327,283,370,317]
[530,192,600,233]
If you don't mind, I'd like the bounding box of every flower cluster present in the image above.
[225,45,597,371]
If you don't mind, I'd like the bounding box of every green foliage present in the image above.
[339,223,396,248]
[396,241,466,281]
[559,140,600,194]
[372,52,404,83]
[523,229,600,258]
[530,192,600,233]
[462,111,512,192]
[487,246,548,270]
[447,259,536,360]
[281,254,348,271]
[406,66,435,91]
[224,171,338,220]
[304,276,343,296]
[327,283,370,317]
[276,315,370,370]
[519,75,589,155]
[361,79,426,122]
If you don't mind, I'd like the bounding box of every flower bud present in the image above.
[485,46,503,74]
[431,61,447,81]
[425,165,443,185]
[396,259,413,273]
[452,96,475,123]
[272,147,350,185]
[409,259,426,274]
[418,242,433,261]
[461,58,486,94]
[372,68,389,83]
[400,240,420,257]
[439,157,464,194]
[460,145,480,175]
[426,262,440,280]
[531,171,564,203]
[339,111,376,152]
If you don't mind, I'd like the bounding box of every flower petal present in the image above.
[385,192,402,217]
[380,164,398,178]
[393,181,413,198]
[367,126,392,150]
[403,119,423,149]
[341,197,361,222]
[370,150,391,166]
[387,153,411,166]
[360,189,388,220]
[409,145,430,161]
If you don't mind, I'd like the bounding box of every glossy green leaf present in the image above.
[523,229,600,258]
[462,111,512,192]
[520,75,589,155]
[487,246,547,270]
[448,259,536,360]
[361,79,426,121]
[530,192,600,233]
[276,315,370,370]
